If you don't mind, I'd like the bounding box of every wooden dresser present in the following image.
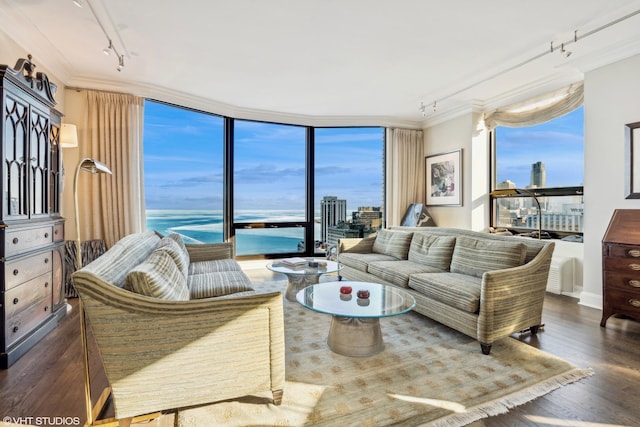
[601,209,640,327]
[1,57,66,368]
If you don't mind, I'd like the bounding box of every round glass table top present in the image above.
[267,259,342,276]
[296,281,416,319]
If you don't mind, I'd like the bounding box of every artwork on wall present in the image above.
[400,203,436,227]
[625,121,640,199]
[425,149,462,206]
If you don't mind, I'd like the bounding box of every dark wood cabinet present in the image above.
[1,57,65,368]
[601,209,640,327]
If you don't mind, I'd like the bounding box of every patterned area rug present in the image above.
[148,279,593,427]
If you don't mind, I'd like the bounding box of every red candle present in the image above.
[357,289,370,299]
[340,286,352,294]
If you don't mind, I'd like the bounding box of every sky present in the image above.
[143,100,384,211]
[495,106,584,188]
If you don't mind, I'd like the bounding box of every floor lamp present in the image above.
[74,158,112,426]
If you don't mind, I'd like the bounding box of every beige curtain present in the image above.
[483,82,583,130]
[78,90,145,248]
[385,128,424,226]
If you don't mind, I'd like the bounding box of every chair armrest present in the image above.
[72,272,284,419]
[186,242,234,261]
[338,236,376,254]
[478,242,555,344]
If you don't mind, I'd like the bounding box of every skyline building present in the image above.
[530,161,546,188]
[320,196,347,243]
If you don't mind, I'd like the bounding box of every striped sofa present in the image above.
[337,227,555,355]
[72,230,284,424]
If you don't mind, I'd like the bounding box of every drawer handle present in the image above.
[44,282,49,288]
[54,229,59,235]
[628,264,640,271]
[630,280,640,288]
[44,306,49,312]
[630,299,640,308]
[44,258,49,264]
[12,326,18,333]
[629,249,640,257]
[13,269,19,276]
[44,232,49,238]
[12,237,18,244]
[13,298,19,305]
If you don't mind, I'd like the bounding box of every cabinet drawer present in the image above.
[5,225,54,256]
[53,222,64,243]
[5,280,52,347]
[4,251,53,290]
[603,271,640,293]
[604,256,640,272]
[603,288,640,320]
[607,245,640,258]
[4,273,51,320]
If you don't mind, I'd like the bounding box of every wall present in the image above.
[423,113,488,229]
[580,53,640,308]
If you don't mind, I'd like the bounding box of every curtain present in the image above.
[78,90,145,248]
[483,82,583,130]
[385,128,424,226]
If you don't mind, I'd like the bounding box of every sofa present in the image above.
[72,230,285,424]
[337,226,555,354]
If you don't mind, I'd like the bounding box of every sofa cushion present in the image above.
[189,259,242,274]
[188,271,254,299]
[409,272,482,313]
[408,233,456,271]
[156,235,190,278]
[125,249,189,300]
[449,236,527,278]
[339,252,397,273]
[368,260,445,288]
[372,229,413,259]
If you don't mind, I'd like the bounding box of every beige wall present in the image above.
[581,53,640,308]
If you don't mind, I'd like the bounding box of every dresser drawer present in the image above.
[5,225,54,256]
[4,279,52,347]
[603,288,640,320]
[53,222,64,243]
[603,256,640,272]
[4,251,53,291]
[606,245,640,258]
[4,273,51,320]
[603,271,640,293]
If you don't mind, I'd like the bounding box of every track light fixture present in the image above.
[419,101,437,117]
[76,0,127,72]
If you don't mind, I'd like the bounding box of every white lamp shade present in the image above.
[60,123,79,148]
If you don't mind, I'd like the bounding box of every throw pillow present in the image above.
[156,234,190,278]
[449,236,527,278]
[408,233,456,270]
[125,249,190,300]
[372,229,413,260]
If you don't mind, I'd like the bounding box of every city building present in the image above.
[320,196,347,243]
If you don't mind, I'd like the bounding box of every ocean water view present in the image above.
[146,209,323,256]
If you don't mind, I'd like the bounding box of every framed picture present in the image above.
[425,149,462,206]
[625,121,640,199]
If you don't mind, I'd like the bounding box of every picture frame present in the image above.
[625,121,640,199]
[425,149,462,206]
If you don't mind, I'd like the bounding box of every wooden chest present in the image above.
[601,209,640,327]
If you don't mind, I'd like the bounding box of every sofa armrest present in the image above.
[72,272,284,419]
[186,242,234,261]
[338,236,376,254]
[477,242,555,344]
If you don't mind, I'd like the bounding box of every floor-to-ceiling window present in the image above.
[143,100,385,258]
[143,100,225,243]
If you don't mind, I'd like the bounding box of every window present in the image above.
[491,106,584,238]
[143,100,225,243]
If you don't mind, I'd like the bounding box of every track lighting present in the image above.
[116,55,124,72]
[78,0,128,72]
[560,43,572,57]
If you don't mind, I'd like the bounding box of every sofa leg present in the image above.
[480,342,492,355]
[530,325,540,335]
[272,389,283,405]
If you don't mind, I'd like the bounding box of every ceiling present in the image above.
[2,0,640,127]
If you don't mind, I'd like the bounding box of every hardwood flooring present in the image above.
[1,266,639,427]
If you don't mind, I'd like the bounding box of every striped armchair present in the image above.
[72,231,285,424]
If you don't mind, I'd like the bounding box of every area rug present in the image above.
[149,279,593,427]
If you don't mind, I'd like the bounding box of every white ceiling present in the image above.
[2,0,640,127]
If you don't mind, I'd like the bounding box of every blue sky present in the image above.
[495,106,584,188]
[143,100,384,211]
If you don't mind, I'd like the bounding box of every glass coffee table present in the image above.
[296,281,416,357]
[267,259,342,302]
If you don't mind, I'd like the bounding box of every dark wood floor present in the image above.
[1,267,639,427]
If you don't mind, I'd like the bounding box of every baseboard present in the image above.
[578,290,603,310]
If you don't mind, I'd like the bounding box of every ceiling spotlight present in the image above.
[116,55,124,72]
[72,0,83,7]
[103,40,113,56]
[419,101,426,117]
[560,43,572,57]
